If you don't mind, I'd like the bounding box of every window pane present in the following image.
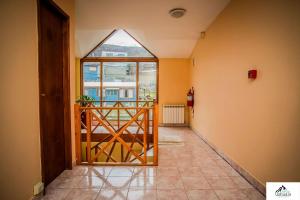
[138,62,157,101]
[87,30,154,58]
[102,62,136,103]
[83,62,100,103]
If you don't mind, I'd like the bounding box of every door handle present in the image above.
[40,93,46,97]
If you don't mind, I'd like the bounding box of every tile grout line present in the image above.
[203,175,222,200]
[44,127,261,200]
[179,128,250,200]
[187,143,222,200]
[193,132,252,200]
[190,127,266,197]
[178,131,219,200]
[94,170,110,200]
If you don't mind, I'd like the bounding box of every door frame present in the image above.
[37,0,72,185]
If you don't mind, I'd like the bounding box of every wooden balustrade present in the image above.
[74,100,158,166]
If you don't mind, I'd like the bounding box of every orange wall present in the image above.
[159,58,190,124]
[0,0,75,199]
[0,1,40,199]
[190,0,300,186]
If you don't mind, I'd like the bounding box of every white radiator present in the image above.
[163,104,185,124]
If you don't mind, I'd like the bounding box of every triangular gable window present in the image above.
[86,29,155,58]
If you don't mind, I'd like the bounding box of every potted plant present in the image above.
[76,95,94,128]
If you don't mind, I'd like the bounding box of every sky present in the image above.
[104,29,141,47]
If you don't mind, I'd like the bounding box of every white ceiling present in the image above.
[76,0,230,58]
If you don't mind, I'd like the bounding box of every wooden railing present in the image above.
[74,100,158,166]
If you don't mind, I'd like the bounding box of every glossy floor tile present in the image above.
[96,189,128,200]
[157,189,188,200]
[38,127,265,200]
[127,189,157,200]
[186,189,219,200]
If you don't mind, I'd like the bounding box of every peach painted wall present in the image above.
[159,58,190,125]
[0,0,75,199]
[190,0,300,186]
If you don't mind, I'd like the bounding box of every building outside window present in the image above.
[81,29,158,103]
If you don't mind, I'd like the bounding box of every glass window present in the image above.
[128,89,134,98]
[139,62,157,101]
[83,62,100,101]
[102,62,136,101]
[87,29,154,58]
[89,66,97,71]
[82,61,158,103]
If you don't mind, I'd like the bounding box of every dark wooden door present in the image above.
[38,0,71,186]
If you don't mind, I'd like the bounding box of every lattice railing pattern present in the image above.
[75,101,158,166]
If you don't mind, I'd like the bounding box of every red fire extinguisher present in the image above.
[187,87,194,107]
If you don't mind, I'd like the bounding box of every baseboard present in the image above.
[191,128,266,196]
[159,123,189,127]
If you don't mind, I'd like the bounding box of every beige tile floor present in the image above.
[39,127,265,200]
